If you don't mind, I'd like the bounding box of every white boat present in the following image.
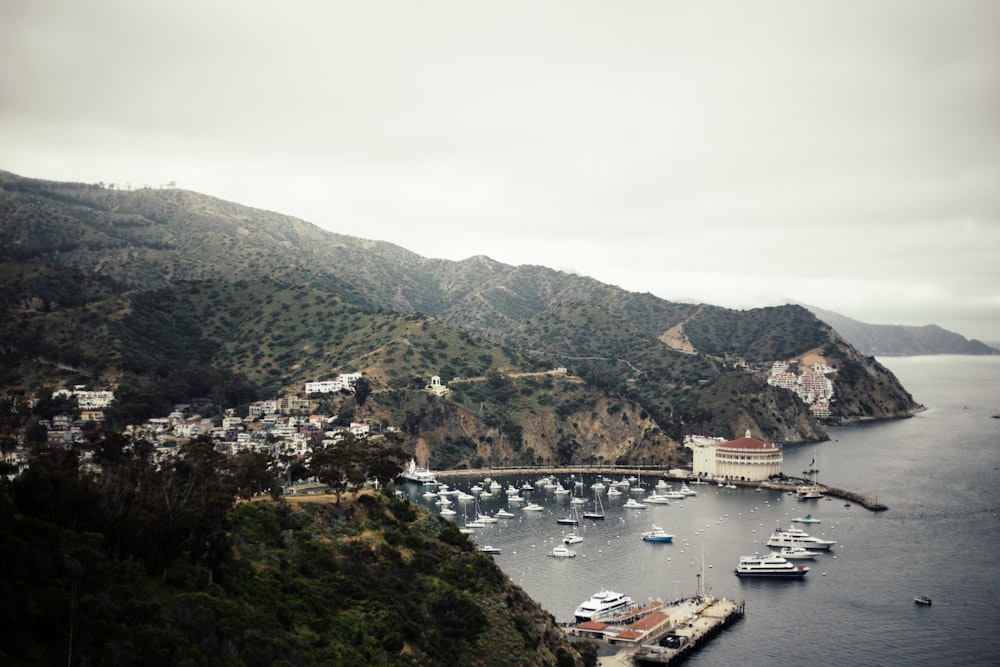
[644,493,671,505]
[573,590,634,623]
[402,458,437,484]
[796,484,823,499]
[641,525,674,543]
[548,545,577,558]
[479,545,501,555]
[554,485,570,495]
[507,493,524,502]
[776,546,821,560]
[792,514,821,524]
[522,503,544,512]
[494,509,515,518]
[570,496,587,505]
[439,507,456,516]
[623,498,646,509]
[734,553,809,577]
[914,595,932,606]
[679,483,697,496]
[766,527,835,550]
[607,487,622,498]
[563,532,584,545]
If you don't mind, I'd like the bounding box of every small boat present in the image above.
[777,546,821,560]
[644,493,671,505]
[796,484,823,499]
[507,493,524,502]
[479,545,501,555]
[563,532,584,545]
[641,525,674,543]
[679,483,697,496]
[556,515,579,525]
[548,545,577,558]
[439,507,456,516]
[792,514,821,524]
[623,498,646,509]
[914,595,932,606]
[494,509,515,518]
[582,492,606,520]
[522,503,544,512]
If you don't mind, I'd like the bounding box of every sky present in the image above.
[2,1,999,343]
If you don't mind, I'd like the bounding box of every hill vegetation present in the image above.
[0,170,922,459]
[0,435,586,666]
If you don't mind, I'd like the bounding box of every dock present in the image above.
[565,596,744,666]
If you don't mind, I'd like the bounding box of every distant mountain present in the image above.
[802,304,999,357]
[0,170,923,456]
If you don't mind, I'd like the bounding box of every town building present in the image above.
[687,431,783,481]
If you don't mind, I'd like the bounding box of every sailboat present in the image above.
[563,507,584,544]
[557,504,580,525]
[582,489,605,520]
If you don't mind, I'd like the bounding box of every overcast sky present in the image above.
[3,1,998,342]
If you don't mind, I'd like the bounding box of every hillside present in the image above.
[0,439,584,666]
[0,170,922,455]
[803,304,999,356]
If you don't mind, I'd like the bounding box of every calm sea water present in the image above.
[404,356,1000,666]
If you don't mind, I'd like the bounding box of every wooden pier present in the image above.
[631,597,745,666]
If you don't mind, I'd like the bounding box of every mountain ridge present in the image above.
[1,170,922,460]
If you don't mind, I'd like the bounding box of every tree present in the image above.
[353,377,372,409]
[363,434,409,495]
[311,437,365,504]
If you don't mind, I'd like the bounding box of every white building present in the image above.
[687,431,782,481]
[305,373,363,395]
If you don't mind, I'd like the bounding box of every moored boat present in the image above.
[548,545,577,558]
[402,458,437,485]
[766,526,835,550]
[734,553,809,577]
[641,525,674,543]
[573,590,634,623]
[914,595,932,606]
[792,514,821,524]
[776,546,821,560]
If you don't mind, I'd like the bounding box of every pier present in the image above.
[566,596,745,666]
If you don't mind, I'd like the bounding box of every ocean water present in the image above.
[404,356,1000,666]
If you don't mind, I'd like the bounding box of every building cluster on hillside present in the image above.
[766,361,835,418]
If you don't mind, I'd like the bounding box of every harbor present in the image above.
[565,595,745,666]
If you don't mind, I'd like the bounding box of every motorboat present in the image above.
[547,545,577,558]
[402,458,437,485]
[623,498,646,509]
[679,483,697,496]
[776,546,821,560]
[522,503,544,512]
[766,527,835,550]
[556,514,579,525]
[439,507,456,516]
[641,525,674,543]
[563,532,584,545]
[494,509,515,519]
[914,595,932,606]
[573,590,634,623]
[479,545,501,555]
[734,553,809,577]
[570,497,587,505]
[792,514,821,524]
[507,493,524,502]
[643,493,671,505]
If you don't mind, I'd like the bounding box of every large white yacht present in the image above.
[765,526,835,550]
[573,590,634,623]
[401,458,437,485]
[734,553,810,577]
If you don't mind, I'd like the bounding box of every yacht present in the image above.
[402,458,437,485]
[679,483,697,496]
[776,546,821,560]
[796,484,823,499]
[494,508,515,519]
[641,525,674,543]
[734,553,809,577]
[573,590,634,623]
[643,493,671,505]
[766,527,835,550]
[556,514,579,525]
[623,498,646,509]
[479,545,501,555]
[522,502,544,512]
[439,507,456,516]
[547,544,577,558]
[563,532,584,545]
